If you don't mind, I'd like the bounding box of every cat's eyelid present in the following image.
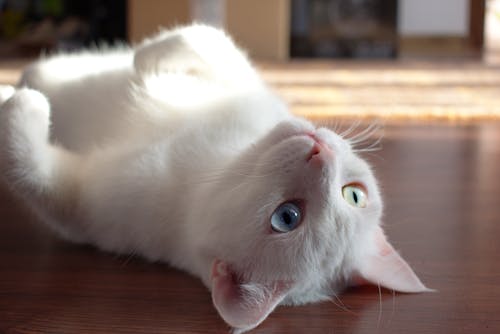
[343,182,368,195]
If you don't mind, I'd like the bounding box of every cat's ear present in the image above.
[351,226,432,293]
[210,259,290,333]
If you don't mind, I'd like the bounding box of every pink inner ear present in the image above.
[210,259,290,333]
[353,226,432,293]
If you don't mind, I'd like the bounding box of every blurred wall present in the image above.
[399,0,469,36]
[127,0,289,60]
[128,0,190,43]
[226,0,289,60]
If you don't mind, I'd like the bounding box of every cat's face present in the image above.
[205,118,380,286]
[199,119,427,332]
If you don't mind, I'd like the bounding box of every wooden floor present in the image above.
[1,121,499,333]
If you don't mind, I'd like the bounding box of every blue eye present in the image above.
[271,202,302,233]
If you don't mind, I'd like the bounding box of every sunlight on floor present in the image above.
[259,61,500,121]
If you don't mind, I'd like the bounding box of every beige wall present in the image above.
[225,0,290,60]
[128,0,191,43]
[127,0,290,60]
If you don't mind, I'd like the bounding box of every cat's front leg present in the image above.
[0,88,82,240]
[0,88,53,189]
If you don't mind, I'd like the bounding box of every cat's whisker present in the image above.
[349,122,384,154]
[330,293,357,315]
[227,170,284,179]
[332,119,343,134]
[313,118,340,132]
[176,172,231,186]
[349,120,380,139]
[377,283,383,329]
[331,120,344,134]
[359,151,385,163]
[120,251,137,267]
[354,147,382,154]
[390,288,396,327]
[339,119,362,139]
[352,136,383,153]
[365,132,384,147]
[230,160,288,168]
[347,122,382,145]
[256,201,277,216]
[182,166,287,186]
[224,178,258,197]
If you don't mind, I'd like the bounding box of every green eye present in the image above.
[342,185,367,208]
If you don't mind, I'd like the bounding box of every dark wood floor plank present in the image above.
[1,121,500,333]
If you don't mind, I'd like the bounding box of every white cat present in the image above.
[0,25,430,333]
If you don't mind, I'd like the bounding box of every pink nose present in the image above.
[306,133,334,164]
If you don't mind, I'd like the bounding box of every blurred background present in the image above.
[0,0,499,120]
[0,0,497,60]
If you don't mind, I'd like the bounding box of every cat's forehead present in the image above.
[341,152,374,179]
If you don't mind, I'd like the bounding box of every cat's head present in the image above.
[199,118,430,333]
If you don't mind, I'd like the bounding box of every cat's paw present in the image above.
[0,88,51,146]
[0,85,15,105]
[1,87,50,120]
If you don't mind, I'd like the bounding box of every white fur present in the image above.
[0,25,427,333]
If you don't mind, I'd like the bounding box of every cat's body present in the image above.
[0,25,429,333]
